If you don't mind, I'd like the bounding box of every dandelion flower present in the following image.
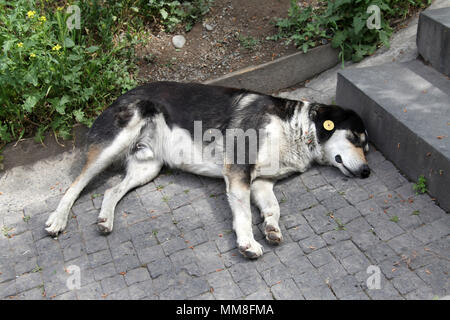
[30,53,36,58]
[57,6,64,11]
[39,16,47,22]
[17,42,24,48]
[27,11,36,18]
[52,44,62,51]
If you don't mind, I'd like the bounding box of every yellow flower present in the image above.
[30,53,36,58]
[39,16,46,22]
[52,44,62,51]
[57,6,64,11]
[17,42,23,48]
[27,10,36,18]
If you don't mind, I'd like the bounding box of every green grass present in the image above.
[239,35,260,50]
[390,215,399,223]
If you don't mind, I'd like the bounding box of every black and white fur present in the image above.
[45,82,370,259]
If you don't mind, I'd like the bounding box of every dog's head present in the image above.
[311,104,370,179]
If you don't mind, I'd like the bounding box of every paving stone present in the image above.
[311,185,337,202]
[229,262,258,282]
[387,233,422,255]
[193,242,224,274]
[298,235,327,254]
[330,275,365,299]
[271,278,303,300]
[237,273,267,296]
[318,260,348,282]
[411,218,449,244]
[329,240,361,260]
[293,269,327,289]
[244,289,274,300]
[287,223,315,242]
[0,280,17,298]
[101,274,127,294]
[307,248,334,268]
[15,272,42,293]
[302,174,327,190]
[321,229,351,245]
[76,281,104,299]
[391,270,428,295]
[93,262,117,281]
[300,284,336,300]
[88,249,113,268]
[341,253,372,275]
[301,205,335,234]
[125,267,150,285]
[147,257,174,279]
[136,244,165,265]
[261,263,291,286]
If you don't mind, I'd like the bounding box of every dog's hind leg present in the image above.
[97,158,162,233]
[251,178,283,244]
[45,143,115,236]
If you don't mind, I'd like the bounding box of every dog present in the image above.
[45,81,370,259]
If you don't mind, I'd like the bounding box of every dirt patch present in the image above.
[136,0,306,83]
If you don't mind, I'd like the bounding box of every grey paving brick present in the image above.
[298,235,327,254]
[312,185,337,202]
[293,269,326,289]
[161,236,187,256]
[93,262,117,281]
[343,187,370,205]
[0,280,17,298]
[76,281,104,300]
[387,233,422,255]
[125,267,150,285]
[105,288,131,300]
[329,240,361,260]
[411,218,449,244]
[101,274,127,294]
[321,229,351,245]
[365,243,397,264]
[193,241,224,274]
[84,236,108,254]
[301,205,335,234]
[147,257,174,279]
[307,248,334,268]
[287,223,315,242]
[244,289,274,300]
[341,252,372,275]
[300,284,336,300]
[333,206,361,224]
[302,174,327,190]
[318,260,348,281]
[261,263,291,286]
[274,242,303,264]
[15,272,42,293]
[183,228,208,247]
[391,270,428,295]
[137,244,165,265]
[88,249,113,268]
[330,275,364,299]
[229,262,258,282]
[271,278,303,300]
[238,273,268,296]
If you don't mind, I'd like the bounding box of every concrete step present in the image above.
[417,6,450,76]
[336,59,450,211]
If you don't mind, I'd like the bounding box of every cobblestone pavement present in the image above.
[1,144,448,300]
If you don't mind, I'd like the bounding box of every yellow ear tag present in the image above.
[323,120,334,131]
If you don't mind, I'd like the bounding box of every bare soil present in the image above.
[136,0,304,83]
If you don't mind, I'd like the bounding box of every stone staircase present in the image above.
[336,6,450,211]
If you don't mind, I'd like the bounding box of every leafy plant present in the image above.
[239,35,260,50]
[0,0,212,149]
[270,0,430,62]
[413,175,427,194]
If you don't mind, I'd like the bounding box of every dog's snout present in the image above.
[335,155,343,164]
[360,165,370,179]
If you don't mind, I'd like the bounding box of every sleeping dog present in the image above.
[45,82,370,259]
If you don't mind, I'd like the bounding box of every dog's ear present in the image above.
[115,105,134,127]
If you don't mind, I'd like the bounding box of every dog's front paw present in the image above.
[238,238,263,259]
[97,217,113,234]
[263,220,283,245]
[45,211,68,236]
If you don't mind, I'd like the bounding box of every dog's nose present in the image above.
[360,165,370,179]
